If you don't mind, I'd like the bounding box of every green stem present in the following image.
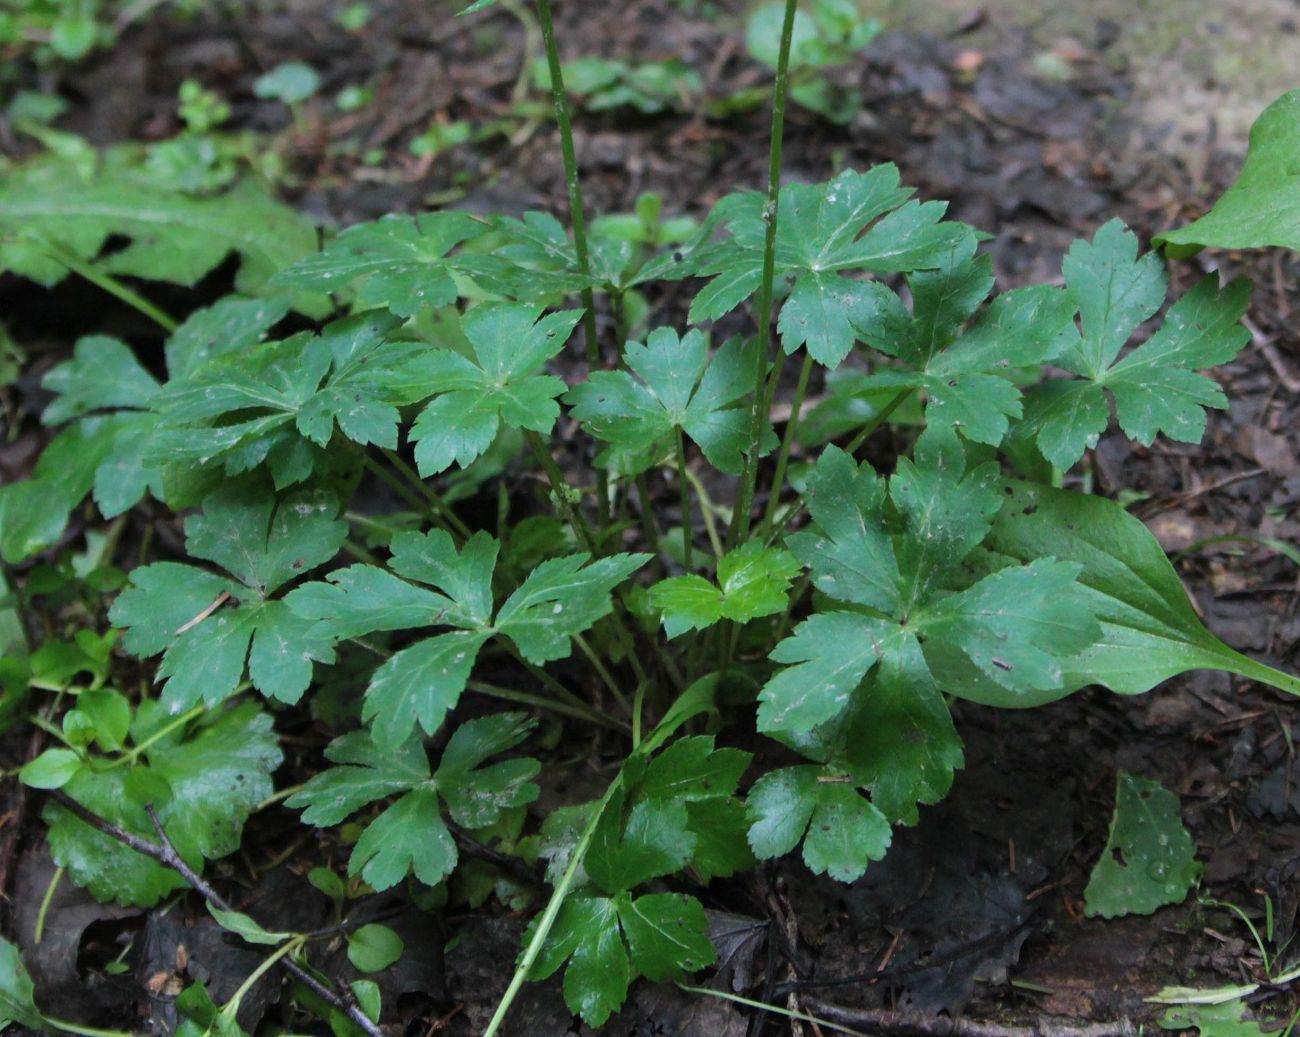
[379,448,472,540]
[106,705,206,769]
[534,0,608,528]
[759,351,814,537]
[843,388,912,457]
[468,679,630,733]
[683,466,724,560]
[766,388,914,547]
[674,985,871,1037]
[484,776,622,1037]
[573,632,629,714]
[634,472,664,573]
[34,865,63,944]
[222,935,307,1023]
[42,1017,139,1037]
[725,0,798,551]
[39,242,178,333]
[675,427,693,572]
[525,430,597,554]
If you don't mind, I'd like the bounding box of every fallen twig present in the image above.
[803,999,1137,1037]
[49,792,385,1037]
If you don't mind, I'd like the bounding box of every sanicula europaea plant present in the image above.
[0,0,1298,1028]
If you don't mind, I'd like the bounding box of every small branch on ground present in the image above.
[803,1000,1138,1037]
[48,792,385,1037]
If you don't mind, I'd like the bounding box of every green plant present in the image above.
[0,3,1296,1034]
[737,0,881,123]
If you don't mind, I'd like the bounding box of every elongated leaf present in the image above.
[984,481,1300,697]
[1155,89,1300,253]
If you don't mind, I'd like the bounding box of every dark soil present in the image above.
[2,0,1299,1034]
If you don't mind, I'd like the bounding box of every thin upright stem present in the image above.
[634,472,664,574]
[726,0,798,550]
[766,387,915,547]
[38,242,178,333]
[674,427,693,572]
[379,448,472,539]
[483,777,623,1037]
[534,0,609,526]
[524,430,598,554]
[759,351,814,537]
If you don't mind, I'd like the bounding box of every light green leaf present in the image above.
[0,153,319,299]
[649,541,798,636]
[1155,89,1300,253]
[290,715,537,890]
[619,892,714,980]
[586,797,696,895]
[347,923,405,972]
[757,612,890,732]
[1084,771,1200,918]
[41,336,160,424]
[111,483,345,709]
[683,166,975,366]
[0,937,42,1029]
[567,329,773,475]
[1024,220,1251,468]
[20,748,82,790]
[45,702,281,907]
[350,788,454,890]
[410,304,581,474]
[984,481,1300,698]
[362,630,490,749]
[745,765,891,882]
[208,905,290,945]
[495,552,649,663]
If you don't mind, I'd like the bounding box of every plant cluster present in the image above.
[0,0,1297,1029]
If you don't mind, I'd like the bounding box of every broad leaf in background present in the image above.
[111,481,346,709]
[289,713,539,891]
[272,211,483,316]
[983,481,1300,698]
[676,165,975,366]
[1155,89,1300,254]
[566,328,775,475]
[38,702,281,907]
[1022,220,1251,469]
[526,787,714,1026]
[649,541,799,637]
[0,149,320,306]
[1084,771,1200,918]
[409,304,583,475]
[0,936,42,1029]
[287,529,647,746]
[746,764,891,881]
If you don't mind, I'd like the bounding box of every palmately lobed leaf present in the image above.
[567,329,773,475]
[0,152,320,307]
[681,165,977,367]
[271,211,483,317]
[410,304,582,475]
[111,483,346,709]
[1022,219,1252,469]
[289,714,537,891]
